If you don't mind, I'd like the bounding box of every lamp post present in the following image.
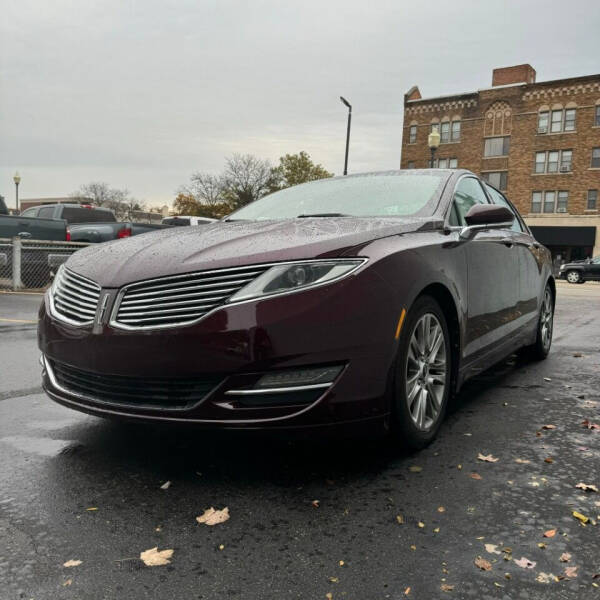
[340,96,352,175]
[427,129,441,168]
[13,171,21,213]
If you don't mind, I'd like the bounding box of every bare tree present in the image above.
[184,172,227,206]
[222,154,273,208]
[72,182,134,219]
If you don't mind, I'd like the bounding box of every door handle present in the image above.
[18,231,32,238]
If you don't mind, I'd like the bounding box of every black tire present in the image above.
[566,270,581,284]
[392,295,452,450]
[523,283,554,361]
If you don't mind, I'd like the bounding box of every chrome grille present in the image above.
[52,267,101,325]
[113,265,270,329]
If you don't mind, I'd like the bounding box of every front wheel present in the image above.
[523,284,554,361]
[566,270,581,284]
[393,296,451,450]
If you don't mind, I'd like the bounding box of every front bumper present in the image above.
[38,268,398,432]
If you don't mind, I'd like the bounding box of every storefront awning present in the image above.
[529,226,596,247]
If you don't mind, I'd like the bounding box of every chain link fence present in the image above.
[0,238,90,291]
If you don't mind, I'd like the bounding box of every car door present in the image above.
[485,184,542,330]
[588,256,600,280]
[449,176,521,360]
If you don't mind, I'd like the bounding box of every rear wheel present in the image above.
[393,296,451,450]
[566,270,581,284]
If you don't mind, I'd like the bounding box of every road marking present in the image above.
[0,318,38,324]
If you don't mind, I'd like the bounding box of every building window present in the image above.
[588,190,598,210]
[409,125,417,144]
[438,158,447,168]
[451,120,461,141]
[407,161,415,169]
[533,190,569,213]
[596,106,600,127]
[557,190,568,212]
[541,108,576,134]
[440,122,450,143]
[538,111,549,133]
[435,158,457,169]
[431,123,439,133]
[449,158,458,169]
[534,149,572,173]
[484,136,510,157]
[592,147,600,168]
[482,172,508,191]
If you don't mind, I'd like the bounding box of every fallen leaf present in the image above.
[326,593,333,600]
[219,544,225,551]
[536,572,553,583]
[404,587,411,595]
[140,547,173,567]
[63,559,82,568]
[160,481,171,490]
[515,458,530,464]
[477,453,499,463]
[410,545,416,551]
[514,557,536,569]
[543,529,557,538]
[396,515,404,524]
[560,553,571,562]
[437,506,445,513]
[418,522,425,528]
[544,377,552,382]
[538,543,546,549]
[196,507,230,526]
[576,482,599,493]
[63,579,72,587]
[329,577,339,583]
[409,466,422,473]
[581,420,600,430]
[572,511,589,524]
[470,472,482,480]
[85,507,98,511]
[440,584,454,592]
[564,566,578,578]
[485,544,501,555]
[474,556,492,571]
[312,500,320,508]
[542,424,557,430]
[573,352,583,357]
[433,527,440,533]
[544,457,554,464]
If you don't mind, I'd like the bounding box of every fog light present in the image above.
[254,365,344,389]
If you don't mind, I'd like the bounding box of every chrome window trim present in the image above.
[109,258,368,332]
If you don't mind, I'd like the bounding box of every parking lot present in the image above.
[1,282,599,599]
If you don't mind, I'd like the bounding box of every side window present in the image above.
[21,208,38,217]
[484,185,523,232]
[450,177,489,226]
[38,206,55,219]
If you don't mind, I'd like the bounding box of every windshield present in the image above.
[228,173,446,221]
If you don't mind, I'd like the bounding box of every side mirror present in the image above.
[460,204,514,240]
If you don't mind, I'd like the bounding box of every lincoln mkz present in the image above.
[38,170,554,448]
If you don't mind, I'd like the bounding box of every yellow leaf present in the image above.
[434,527,440,533]
[140,547,174,567]
[418,522,425,528]
[409,466,422,473]
[410,545,416,551]
[85,507,98,511]
[573,511,589,524]
[396,515,405,524]
[196,507,230,526]
[63,559,82,568]
[438,506,445,513]
[543,529,556,538]
[339,560,344,566]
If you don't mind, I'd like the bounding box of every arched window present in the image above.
[484,102,511,136]
[595,100,600,127]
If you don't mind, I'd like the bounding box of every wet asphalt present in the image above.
[0,283,599,600]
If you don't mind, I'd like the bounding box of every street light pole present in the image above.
[340,96,352,175]
[427,130,441,168]
[13,171,21,213]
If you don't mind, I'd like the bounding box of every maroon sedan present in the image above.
[38,170,555,448]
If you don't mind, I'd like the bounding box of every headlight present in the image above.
[227,259,366,303]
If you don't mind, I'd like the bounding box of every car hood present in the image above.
[66,216,436,287]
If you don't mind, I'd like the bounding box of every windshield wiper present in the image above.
[296,213,351,218]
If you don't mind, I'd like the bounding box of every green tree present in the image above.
[269,151,333,192]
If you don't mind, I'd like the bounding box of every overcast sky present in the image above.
[1,0,598,208]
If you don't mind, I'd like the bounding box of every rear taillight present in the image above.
[66,228,71,241]
[117,227,132,239]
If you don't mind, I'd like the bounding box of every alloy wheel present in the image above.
[540,288,553,350]
[566,270,580,283]
[405,313,447,431]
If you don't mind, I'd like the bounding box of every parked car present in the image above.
[162,216,217,226]
[38,170,555,449]
[559,256,600,283]
[21,203,168,242]
[0,196,8,215]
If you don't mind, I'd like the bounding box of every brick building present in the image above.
[401,64,600,261]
